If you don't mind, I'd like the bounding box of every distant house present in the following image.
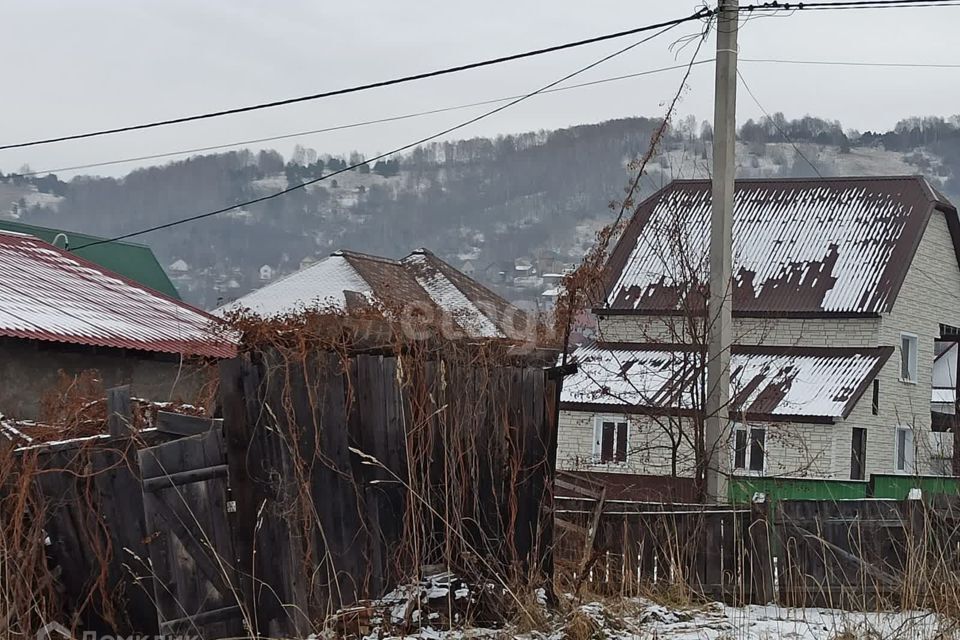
[460,260,476,277]
[483,260,515,286]
[218,248,530,340]
[259,264,275,281]
[0,231,233,420]
[559,177,960,492]
[168,259,190,273]
[0,219,181,299]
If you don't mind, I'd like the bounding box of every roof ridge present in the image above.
[335,248,403,265]
[668,174,929,185]
[0,219,155,248]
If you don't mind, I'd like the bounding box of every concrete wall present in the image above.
[0,338,210,420]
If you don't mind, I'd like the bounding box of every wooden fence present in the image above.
[557,494,960,608]
[555,496,772,603]
[6,346,562,638]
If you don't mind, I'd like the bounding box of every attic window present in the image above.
[900,333,918,383]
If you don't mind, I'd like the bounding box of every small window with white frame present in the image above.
[895,425,915,474]
[593,417,628,464]
[900,333,918,383]
[732,423,766,474]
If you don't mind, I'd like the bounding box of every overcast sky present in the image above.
[1,1,957,178]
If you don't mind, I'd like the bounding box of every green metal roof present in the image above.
[0,219,181,300]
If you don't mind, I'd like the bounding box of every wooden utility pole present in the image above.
[704,0,738,502]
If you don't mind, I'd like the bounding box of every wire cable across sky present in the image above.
[73,15,709,249]
[0,9,714,153]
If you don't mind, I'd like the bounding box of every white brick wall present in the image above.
[597,315,880,348]
[564,209,960,480]
[557,408,837,479]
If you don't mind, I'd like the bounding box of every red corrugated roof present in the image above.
[0,231,234,358]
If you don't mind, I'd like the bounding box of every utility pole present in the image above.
[704,0,738,503]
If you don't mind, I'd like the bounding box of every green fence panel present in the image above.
[728,476,868,506]
[870,474,960,499]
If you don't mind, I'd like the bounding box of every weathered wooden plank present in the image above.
[219,356,261,635]
[141,464,228,491]
[156,411,220,437]
[107,385,132,438]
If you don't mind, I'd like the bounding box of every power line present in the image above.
[742,57,960,69]
[19,60,717,178]
[736,68,824,178]
[743,0,960,9]
[25,53,960,179]
[74,18,702,250]
[0,9,713,153]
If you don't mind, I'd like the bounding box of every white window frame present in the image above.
[592,416,629,465]
[894,425,916,474]
[732,423,767,476]
[900,332,919,384]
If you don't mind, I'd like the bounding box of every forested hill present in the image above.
[4,114,960,308]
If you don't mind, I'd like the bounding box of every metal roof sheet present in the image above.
[561,341,892,421]
[0,219,181,299]
[605,176,957,315]
[0,231,232,357]
[219,248,528,340]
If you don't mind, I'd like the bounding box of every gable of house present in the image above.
[0,219,181,299]
[603,176,954,316]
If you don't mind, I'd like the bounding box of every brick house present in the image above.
[558,177,960,489]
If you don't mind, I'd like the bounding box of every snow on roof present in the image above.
[605,177,956,315]
[0,231,232,357]
[219,248,528,340]
[403,251,502,338]
[217,254,371,317]
[562,341,892,421]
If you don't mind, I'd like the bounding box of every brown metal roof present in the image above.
[561,341,893,422]
[603,176,959,316]
[221,248,529,340]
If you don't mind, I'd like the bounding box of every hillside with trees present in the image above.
[3,113,960,308]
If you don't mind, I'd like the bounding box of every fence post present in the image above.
[106,385,132,437]
[219,357,259,636]
[748,495,775,604]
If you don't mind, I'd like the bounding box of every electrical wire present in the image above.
[736,67,824,178]
[742,57,960,69]
[0,9,713,152]
[73,18,705,250]
[743,0,960,9]
[16,55,960,178]
[18,59,717,178]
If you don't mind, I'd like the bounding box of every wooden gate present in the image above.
[138,425,247,638]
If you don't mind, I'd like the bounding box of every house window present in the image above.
[733,424,765,474]
[872,380,879,416]
[895,426,915,474]
[850,427,867,480]
[900,333,918,383]
[594,418,628,464]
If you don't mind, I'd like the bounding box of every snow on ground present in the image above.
[22,191,63,210]
[363,597,953,640]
